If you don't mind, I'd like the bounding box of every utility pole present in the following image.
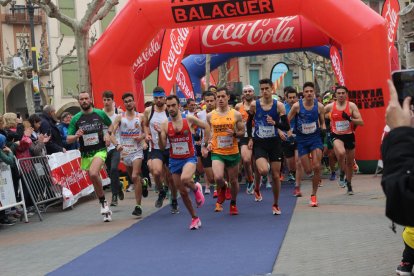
[400,3,414,68]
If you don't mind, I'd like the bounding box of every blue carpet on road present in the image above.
[49,182,296,276]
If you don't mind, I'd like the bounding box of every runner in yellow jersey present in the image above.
[207,87,245,215]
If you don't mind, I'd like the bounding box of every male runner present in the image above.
[67,91,113,222]
[207,87,245,215]
[247,79,290,215]
[197,92,216,195]
[288,82,326,207]
[324,86,364,195]
[235,85,256,194]
[102,91,123,206]
[143,87,178,213]
[111,92,147,217]
[157,95,209,229]
[279,87,304,197]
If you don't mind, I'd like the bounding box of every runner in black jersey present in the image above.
[67,91,114,222]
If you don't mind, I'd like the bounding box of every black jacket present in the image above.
[39,113,64,154]
[381,127,414,226]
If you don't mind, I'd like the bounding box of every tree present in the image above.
[33,0,119,94]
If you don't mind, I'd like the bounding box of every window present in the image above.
[61,57,78,97]
[58,0,75,35]
[101,7,116,31]
[249,69,260,96]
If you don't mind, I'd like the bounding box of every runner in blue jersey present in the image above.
[287,82,326,207]
[247,78,290,215]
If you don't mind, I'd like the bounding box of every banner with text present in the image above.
[330,46,345,86]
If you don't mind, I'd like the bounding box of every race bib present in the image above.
[83,133,99,146]
[122,139,139,154]
[218,136,233,148]
[172,142,190,156]
[335,120,350,132]
[258,126,275,138]
[301,122,317,134]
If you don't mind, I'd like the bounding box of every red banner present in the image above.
[158,27,193,95]
[176,64,194,99]
[133,30,164,80]
[330,46,345,86]
[381,0,400,53]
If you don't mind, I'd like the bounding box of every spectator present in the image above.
[382,80,414,275]
[0,134,17,226]
[39,105,65,154]
[57,112,78,150]
[28,114,50,156]
[3,112,24,146]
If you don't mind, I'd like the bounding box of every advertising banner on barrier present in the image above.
[0,163,17,208]
[48,151,110,209]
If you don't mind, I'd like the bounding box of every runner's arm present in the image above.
[157,120,168,150]
[142,107,151,140]
[275,102,290,131]
[188,115,211,146]
[234,111,245,138]
[109,115,122,146]
[318,103,326,130]
[287,102,298,123]
[349,103,364,126]
[247,101,256,138]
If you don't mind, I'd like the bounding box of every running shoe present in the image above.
[230,204,239,215]
[338,179,347,188]
[110,194,118,206]
[213,189,218,198]
[280,174,285,182]
[194,182,205,208]
[272,204,282,215]
[0,217,16,226]
[214,202,223,212]
[155,189,167,208]
[246,182,254,195]
[100,200,110,214]
[142,178,149,198]
[118,188,124,201]
[262,175,268,187]
[132,205,142,217]
[217,187,226,204]
[309,195,318,207]
[318,180,323,187]
[396,262,413,276]
[254,190,263,202]
[126,184,135,192]
[347,182,354,195]
[171,200,179,214]
[204,186,211,195]
[293,186,302,197]
[329,171,336,181]
[189,216,202,230]
[287,173,295,182]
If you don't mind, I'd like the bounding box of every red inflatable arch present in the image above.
[89,0,390,172]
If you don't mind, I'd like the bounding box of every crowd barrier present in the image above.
[15,150,110,221]
[0,160,28,222]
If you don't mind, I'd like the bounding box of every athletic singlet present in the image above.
[330,101,353,135]
[295,99,320,138]
[184,110,200,138]
[68,108,112,155]
[239,103,254,137]
[254,99,279,140]
[284,102,296,130]
[149,108,170,149]
[119,112,143,155]
[167,117,195,159]
[211,109,239,155]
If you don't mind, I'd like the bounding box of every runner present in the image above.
[247,79,290,215]
[111,92,147,217]
[143,87,178,213]
[197,92,216,196]
[279,86,304,197]
[156,95,209,229]
[287,82,326,207]
[324,86,364,195]
[67,91,113,222]
[235,85,256,195]
[207,87,245,215]
[102,91,123,206]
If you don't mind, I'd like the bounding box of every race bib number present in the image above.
[335,120,350,132]
[218,136,233,148]
[258,126,275,138]
[122,139,138,154]
[301,122,317,134]
[172,142,190,156]
[83,133,99,146]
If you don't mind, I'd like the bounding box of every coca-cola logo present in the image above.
[382,0,399,51]
[176,66,193,99]
[133,34,162,74]
[202,17,296,48]
[160,28,190,82]
[330,48,345,86]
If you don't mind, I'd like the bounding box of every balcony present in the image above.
[5,6,43,25]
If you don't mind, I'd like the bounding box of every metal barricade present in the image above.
[16,156,62,221]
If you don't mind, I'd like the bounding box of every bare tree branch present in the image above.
[41,44,77,73]
[33,0,76,30]
[91,0,119,25]
[80,0,105,32]
[0,0,12,7]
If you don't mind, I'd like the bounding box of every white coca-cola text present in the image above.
[331,51,345,86]
[161,28,190,82]
[176,67,194,99]
[202,16,296,48]
[133,36,161,74]
[383,0,399,52]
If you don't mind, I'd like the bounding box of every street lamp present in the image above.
[42,80,55,104]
